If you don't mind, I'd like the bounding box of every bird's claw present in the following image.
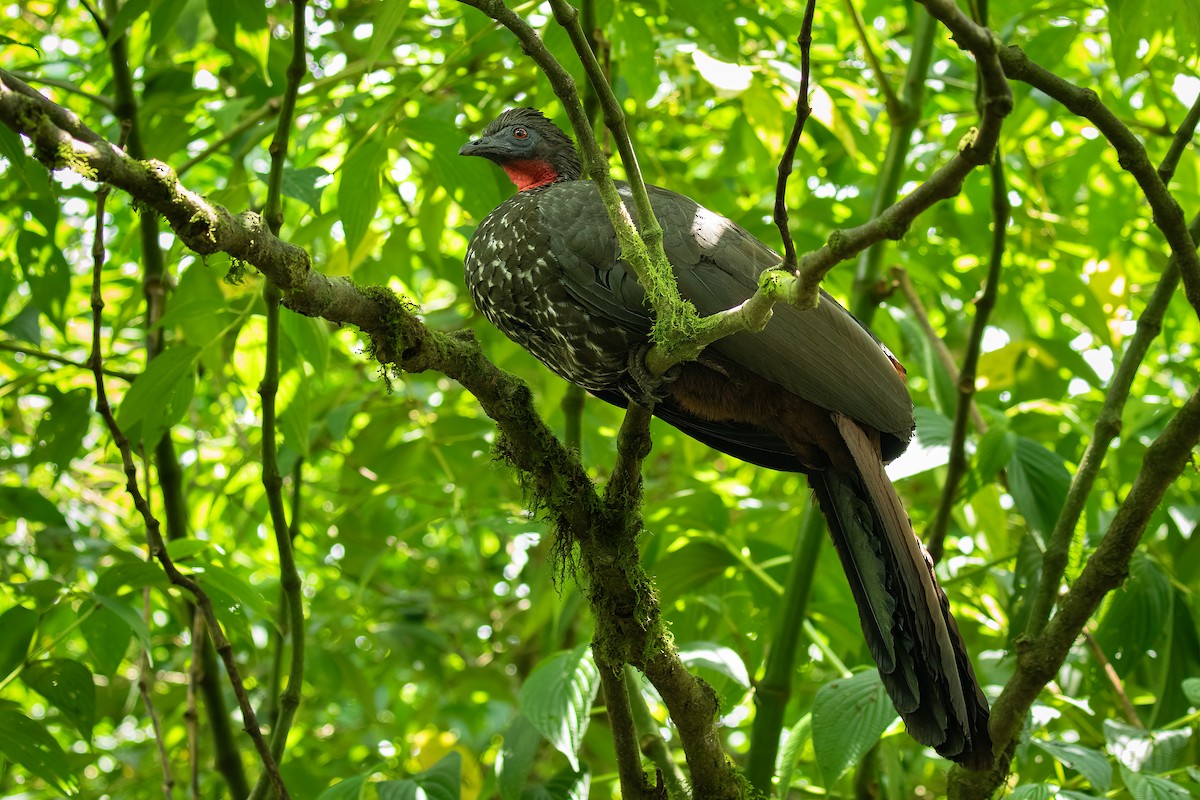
[626,343,680,407]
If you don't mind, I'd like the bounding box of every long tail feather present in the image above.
[807,414,993,770]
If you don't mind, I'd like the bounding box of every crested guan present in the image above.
[459,107,992,770]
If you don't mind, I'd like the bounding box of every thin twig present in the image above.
[597,661,656,799]
[928,147,1009,564]
[892,269,988,433]
[624,665,687,799]
[85,153,292,800]
[249,4,309,797]
[1082,628,1142,728]
[998,45,1200,317]
[950,387,1200,798]
[840,0,902,118]
[773,0,817,271]
[1157,92,1200,186]
[186,610,202,800]
[0,339,136,381]
[849,7,938,323]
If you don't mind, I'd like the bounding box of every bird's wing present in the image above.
[541,180,914,452]
[643,184,914,452]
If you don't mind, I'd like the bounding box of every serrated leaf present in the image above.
[1105,720,1192,773]
[1033,739,1113,791]
[1121,764,1191,799]
[812,669,898,783]
[518,644,600,770]
[498,715,541,800]
[1009,783,1060,800]
[1007,435,1071,540]
[1095,553,1172,676]
[0,711,78,793]
[22,659,96,741]
[0,606,38,680]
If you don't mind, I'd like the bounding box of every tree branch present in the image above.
[772,0,817,271]
[85,137,291,800]
[997,45,1200,317]
[249,6,309,798]
[928,147,1009,565]
[950,386,1200,798]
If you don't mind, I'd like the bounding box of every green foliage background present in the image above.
[1,0,1199,797]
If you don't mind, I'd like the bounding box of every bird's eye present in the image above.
[513,127,529,139]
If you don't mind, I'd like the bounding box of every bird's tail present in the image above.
[808,413,993,770]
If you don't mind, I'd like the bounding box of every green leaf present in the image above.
[194,562,277,633]
[666,0,739,59]
[1009,784,1061,800]
[339,135,388,258]
[1095,553,1172,676]
[92,593,154,657]
[812,669,898,783]
[612,6,659,102]
[0,486,67,527]
[21,659,96,741]
[1105,720,1192,773]
[364,0,410,67]
[376,752,461,800]
[1120,765,1192,799]
[518,644,600,771]
[116,345,202,447]
[0,124,29,178]
[775,712,813,794]
[281,166,332,211]
[317,774,367,800]
[107,0,152,43]
[31,387,92,474]
[0,710,78,794]
[498,715,541,800]
[541,764,590,800]
[0,606,38,680]
[281,308,330,376]
[80,602,134,677]
[677,642,750,688]
[1007,435,1071,541]
[1033,739,1113,791]
[1182,677,1200,706]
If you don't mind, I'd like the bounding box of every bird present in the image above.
[459,107,992,770]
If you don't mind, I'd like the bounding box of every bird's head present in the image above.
[458,107,582,191]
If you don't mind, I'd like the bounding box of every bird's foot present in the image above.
[626,343,680,407]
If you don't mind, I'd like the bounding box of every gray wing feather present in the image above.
[542,181,914,445]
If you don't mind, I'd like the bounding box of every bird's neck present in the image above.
[502,159,563,192]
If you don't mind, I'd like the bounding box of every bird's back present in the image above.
[466,179,914,456]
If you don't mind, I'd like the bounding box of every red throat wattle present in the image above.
[502,159,559,191]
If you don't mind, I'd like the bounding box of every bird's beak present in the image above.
[458,134,507,159]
